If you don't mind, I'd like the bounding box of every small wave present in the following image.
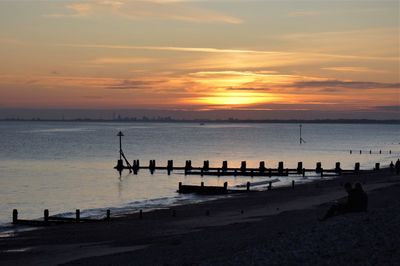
[52,194,219,220]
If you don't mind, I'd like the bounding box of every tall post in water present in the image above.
[116,131,124,172]
[299,124,302,144]
[118,131,123,160]
[299,124,306,144]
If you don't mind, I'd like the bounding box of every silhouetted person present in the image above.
[395,159,400,174]
[320,182,354,221]
[390,161,395,172]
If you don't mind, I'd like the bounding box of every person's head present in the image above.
[355,183,363,191]
[344,182,352,193]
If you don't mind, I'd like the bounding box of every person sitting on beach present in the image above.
[395,159,400,174]
[390,161,395,172]
[320,182,367,221]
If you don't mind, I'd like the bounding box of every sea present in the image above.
[0,121,399,230]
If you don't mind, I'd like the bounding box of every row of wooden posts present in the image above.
[10,178,300,225]
[119,159,374,176]
[12,206,247,225]
[178,179,289,194]
[12,209,111,225]
[350,150,392,154]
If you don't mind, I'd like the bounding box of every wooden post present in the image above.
[269,168,272,177]
[44,209,49,222]
[350,150,352,154]
[268,181,272,190]
[285,168,289,176]
[185,160,192,171]
[335,162,341,174]
[302,168,306,177]
[203,160,209,171]
[201,169,203,177]
[139,209,143,219]
[149,160,155,174]
[224,182,228,191]
[240,161,246,172]
[251,170,254,177]
[178,182,182,192]
[375,163,380,171]
[292,180,295,189]
[167,160,173,171]
[76,209,80,222]
[360,150,362,154]
[354,162,360,173]
[106,209,110,221]
[116,159,124,172]
[246,181,250,191]
[278,162,284,175]
[320,168,324,178]
[259,161,265,173]
[12,209,18,224]
[316,162,322,173]
[222,161,228,171]
[297,162,303,174]
[133,159,139,175]
[201,181,204,187]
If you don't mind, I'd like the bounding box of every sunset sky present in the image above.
[0,0,399,119]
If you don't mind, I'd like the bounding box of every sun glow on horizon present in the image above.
[186,91,281,106]
[0,1,398,118]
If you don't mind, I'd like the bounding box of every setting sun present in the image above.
[187,91,280,106]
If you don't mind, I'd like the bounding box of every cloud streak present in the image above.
[47,0,242,24]
[293,80,400,90]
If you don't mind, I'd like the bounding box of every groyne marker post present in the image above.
[117,131,123,160]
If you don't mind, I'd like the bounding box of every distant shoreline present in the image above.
[1,119,399,124]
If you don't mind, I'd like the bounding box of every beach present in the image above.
[0,168,399,265]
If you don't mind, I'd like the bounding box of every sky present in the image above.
[0,0,399,119]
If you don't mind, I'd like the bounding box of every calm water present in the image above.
[0,122,399,227]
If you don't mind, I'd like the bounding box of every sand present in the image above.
[0,168,399,265]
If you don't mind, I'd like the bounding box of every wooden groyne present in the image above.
[114,131,398,177]
[178,181,228,195]
[12,209,111,226]
[116,159,371,177]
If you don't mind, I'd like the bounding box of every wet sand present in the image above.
[0,168,399,265]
